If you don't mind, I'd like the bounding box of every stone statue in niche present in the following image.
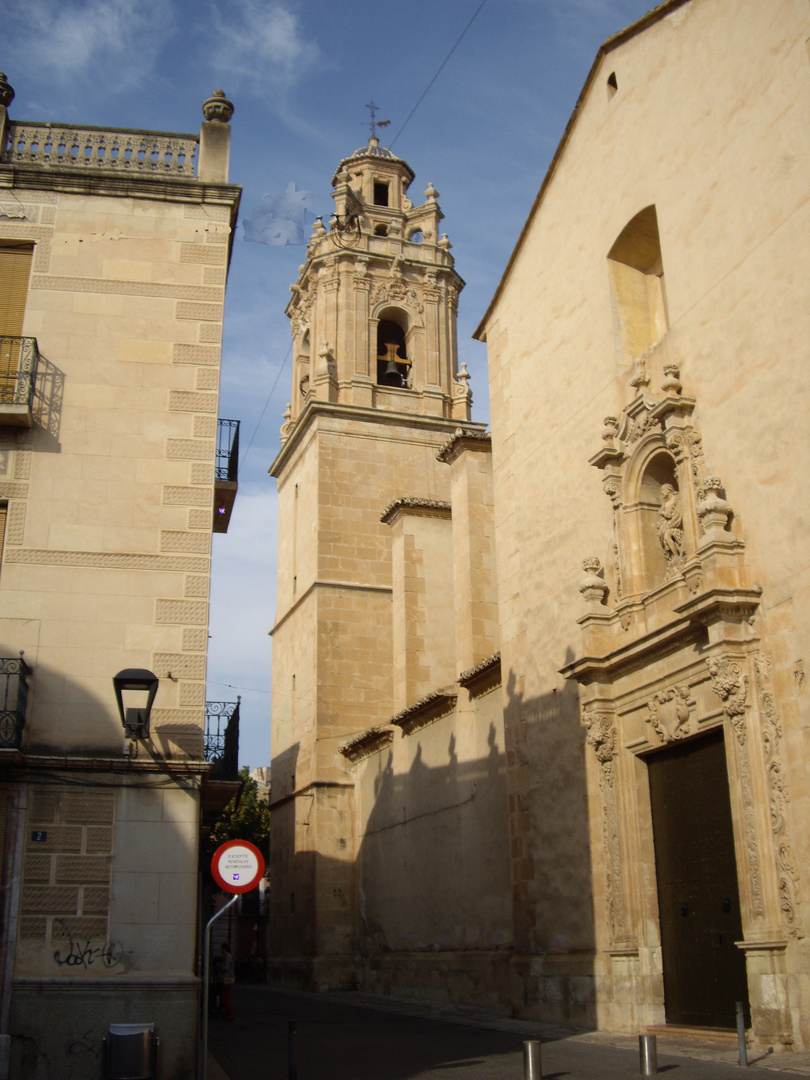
[657,483,686,572]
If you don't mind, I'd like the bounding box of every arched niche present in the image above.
[607,206,668,366]
[637,451,681,589]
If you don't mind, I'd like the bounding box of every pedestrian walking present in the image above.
[219,941,235,1021]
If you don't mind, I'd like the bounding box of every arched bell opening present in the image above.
[376,314,410,388]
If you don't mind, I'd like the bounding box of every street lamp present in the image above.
[112,669,159,740]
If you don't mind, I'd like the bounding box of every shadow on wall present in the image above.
[0,666,201,1080]
[268,660,597,1026]
[32,351,65,452]
[500,653,597,1027]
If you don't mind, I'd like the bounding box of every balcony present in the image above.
[202,699,241,813]
[0,656,30,750]
[0,337,39,426]
[214,418,239,533]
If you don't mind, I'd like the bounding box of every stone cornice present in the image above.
[561,587,762,685]
[269,398,486,478]
[436,428,492,464]
[270,578,392,637]
[458,652,502,698]
[339,725,395,763]
[390,688,458,735]
[380,497,451,526]
[0,754,209,776]
[0,164,241,212]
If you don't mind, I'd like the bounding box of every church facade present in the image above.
[475,0,809,1050]
[268,0,810,1054]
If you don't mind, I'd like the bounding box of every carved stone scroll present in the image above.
[755,654,803,938]
[707,656,764,920]
[645,684,691,743]
[582,711,626,943]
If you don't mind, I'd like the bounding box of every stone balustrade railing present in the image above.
[5,122,198,178]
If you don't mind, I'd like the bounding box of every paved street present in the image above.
[208,987,810,1080]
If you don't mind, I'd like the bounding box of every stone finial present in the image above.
[579,557,609,607]
[280,403,292,442]
[438,233,452,251]
[424,182,439,201]
[661,364,682,394]
[202,89,234,123]
[602,416,619,443]
[697,475,733,534]
[0,74,14,109]
[316,341,334,376]
[629,363,650,390]
[312,216,327,238]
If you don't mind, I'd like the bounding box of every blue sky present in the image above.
[4,0,657,768]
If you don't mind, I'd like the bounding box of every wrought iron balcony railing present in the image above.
[204,699,240,780]
[216,419,240,482]
[6,122,198,179]
[0,656,31,750]
[214,419,239,533]
[0,336,39,424]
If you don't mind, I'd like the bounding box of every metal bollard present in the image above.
[639,1033,658,1076]
[736,1001,748,1067]
[523,1039,542,1080]
[288,1019,297,1080]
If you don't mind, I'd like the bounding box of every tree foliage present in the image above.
[205,766,270,862]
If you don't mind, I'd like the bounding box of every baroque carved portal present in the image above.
[563,361,802,1041]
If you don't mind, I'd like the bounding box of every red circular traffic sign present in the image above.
[211,839,265,894]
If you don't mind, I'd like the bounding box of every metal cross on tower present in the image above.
[364,101,390,140]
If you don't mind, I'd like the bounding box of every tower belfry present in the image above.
[268,138,487,988]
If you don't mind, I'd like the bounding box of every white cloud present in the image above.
[210,0,320,94]
[4,0,174,92]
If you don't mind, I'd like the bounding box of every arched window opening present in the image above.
[408,229,424,244]
[296,328,311,399]
[374,224,388,237]
[639,453,684,586]
[607,72,618,99]
[607,206,668,365]
[376,318,410,388]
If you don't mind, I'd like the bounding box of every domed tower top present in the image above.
[281,138,470,435]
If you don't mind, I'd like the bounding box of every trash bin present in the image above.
[105,1023,156,1080]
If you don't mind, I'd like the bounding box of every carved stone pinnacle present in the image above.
[202,89,234,123]
[0,74,14,109]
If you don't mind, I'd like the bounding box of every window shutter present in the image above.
[0,243,34,337]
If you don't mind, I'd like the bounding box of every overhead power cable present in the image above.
[389,0,488,149]
[239,340,292,471]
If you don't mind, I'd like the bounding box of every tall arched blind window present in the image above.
[607,207,668,364]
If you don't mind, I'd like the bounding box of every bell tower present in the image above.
[268,138,486,988]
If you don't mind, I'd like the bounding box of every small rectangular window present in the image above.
[373,182,389,207]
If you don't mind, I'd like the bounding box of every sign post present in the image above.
[199,841,265,1080]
